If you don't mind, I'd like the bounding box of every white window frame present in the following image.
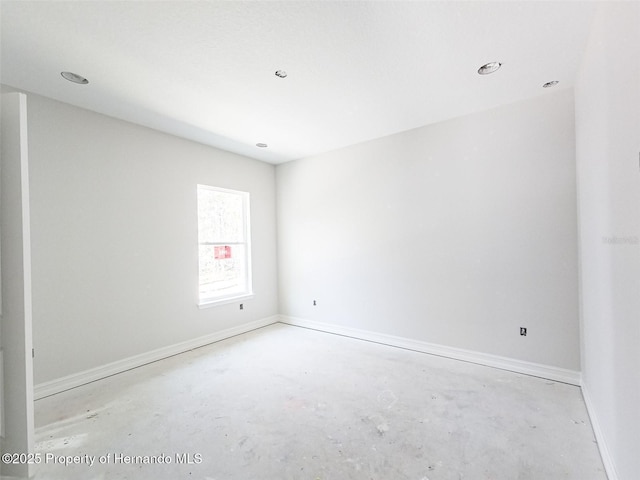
[197,184,253,308]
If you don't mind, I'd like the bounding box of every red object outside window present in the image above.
[214,245,232,259]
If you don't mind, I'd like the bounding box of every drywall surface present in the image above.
[21,91,278,384]
[575,3,640,479]
[277,89,580,370]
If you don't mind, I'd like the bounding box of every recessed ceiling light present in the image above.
[543,80,559,88]
[61,71,89,84]
[256,143,268,148]
[275,70,287,78]
[477,62,502,75]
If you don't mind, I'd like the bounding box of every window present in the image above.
[197,185,252,306]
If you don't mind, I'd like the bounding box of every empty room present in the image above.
[1,1,638,479]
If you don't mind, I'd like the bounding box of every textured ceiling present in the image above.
[1,1,596,164]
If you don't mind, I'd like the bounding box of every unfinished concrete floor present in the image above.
[33,323,606,479]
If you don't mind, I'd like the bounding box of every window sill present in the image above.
[198,293,254,309]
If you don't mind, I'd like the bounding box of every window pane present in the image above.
[197,188,244,244]
[197,185,251,304]
[199,244,247,299]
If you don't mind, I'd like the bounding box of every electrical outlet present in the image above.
[239,304,244,310]
[313,300,317,306]
[520,327,527,336]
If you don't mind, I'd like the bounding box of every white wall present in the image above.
[575,3,640,479]
[277,89,580,370]
[20,91,278,385]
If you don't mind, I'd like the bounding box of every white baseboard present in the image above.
[582,385,618,480]
[35,314,582,399]
[34,315,279,400]
[279,315,582,386]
